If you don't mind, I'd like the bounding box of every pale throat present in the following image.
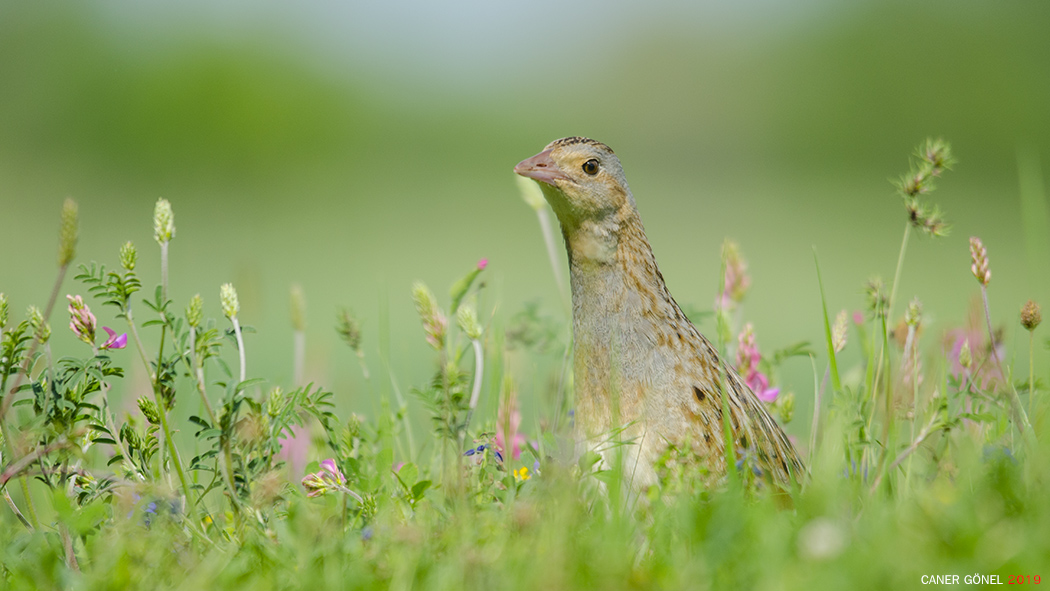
[563,206,660,350]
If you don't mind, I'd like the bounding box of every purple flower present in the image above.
[302,458,347,497]
[735,323,779,402]
[495,396,526,461]
[67,294,96,345]
[320,458,346,484]
[100,326,127,350]
[747,371,780,403]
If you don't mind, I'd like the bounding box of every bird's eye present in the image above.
[582,159,600,175]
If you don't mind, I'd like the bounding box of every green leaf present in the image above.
[411,480,432,500]
[449,264,485,314]
[396,463,418,488]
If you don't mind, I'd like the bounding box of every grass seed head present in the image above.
[969,237,991,286]
[336,308,363,352]
[58,198,79,267]
[1021,300,1041,332]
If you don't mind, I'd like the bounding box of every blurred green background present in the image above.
[2,0,1048,439]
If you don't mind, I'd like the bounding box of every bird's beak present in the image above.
[514,149,570,186]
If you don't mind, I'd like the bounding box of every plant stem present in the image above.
[462,338,485,436]
[870,413,941,493]
[886,223,911,324]
[1029,331,1035,418]
[2,489,32,530]
[810,361,826,457]
[18,476,39,528]
[92,345,144,482]
[979,285,1033,435]
[535,208,569,312]
[231,316,246,384]
[125,310,200,522]
[813,249,842,393]
[715,255,738,486]
[181,326,241,512]
[293,329,305,387]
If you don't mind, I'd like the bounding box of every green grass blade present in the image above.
[813,248,842,393]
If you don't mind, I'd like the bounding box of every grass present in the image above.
[0,140,1047,590]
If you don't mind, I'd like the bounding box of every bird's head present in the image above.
[514,137,634,229]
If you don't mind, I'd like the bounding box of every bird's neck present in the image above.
[564,205,671,325]
[564,206,684,431]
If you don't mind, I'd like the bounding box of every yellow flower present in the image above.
[514,466,530,481]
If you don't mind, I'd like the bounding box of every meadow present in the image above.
[0,137,1047,589]
[2,2,1049,589]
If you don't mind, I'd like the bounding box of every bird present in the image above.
[514,136,804,490]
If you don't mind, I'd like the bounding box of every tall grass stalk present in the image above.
[978,284,1031,435]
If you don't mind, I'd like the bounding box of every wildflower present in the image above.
[301,458,347,498]
[153,198,175,244]
[120,241,137,271]
[495,396,526,461]
[67,295,96,345]
[412,282,447,350]
[320,458,345,482]
[100,326,127,350]
[186,294,203,328]
[477,258,488,271]
[58,198,78,267]
[220,283,239,319]
[735,323,779,402]
[969,237,991,286]
[852,310,864,326]
[27,306,50,344]
[717,239,750,311]
[1021,300,1041,332]
[514,466,531,481]
[832,310,848,353]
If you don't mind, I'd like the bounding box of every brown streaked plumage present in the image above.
[514,137,803,489]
